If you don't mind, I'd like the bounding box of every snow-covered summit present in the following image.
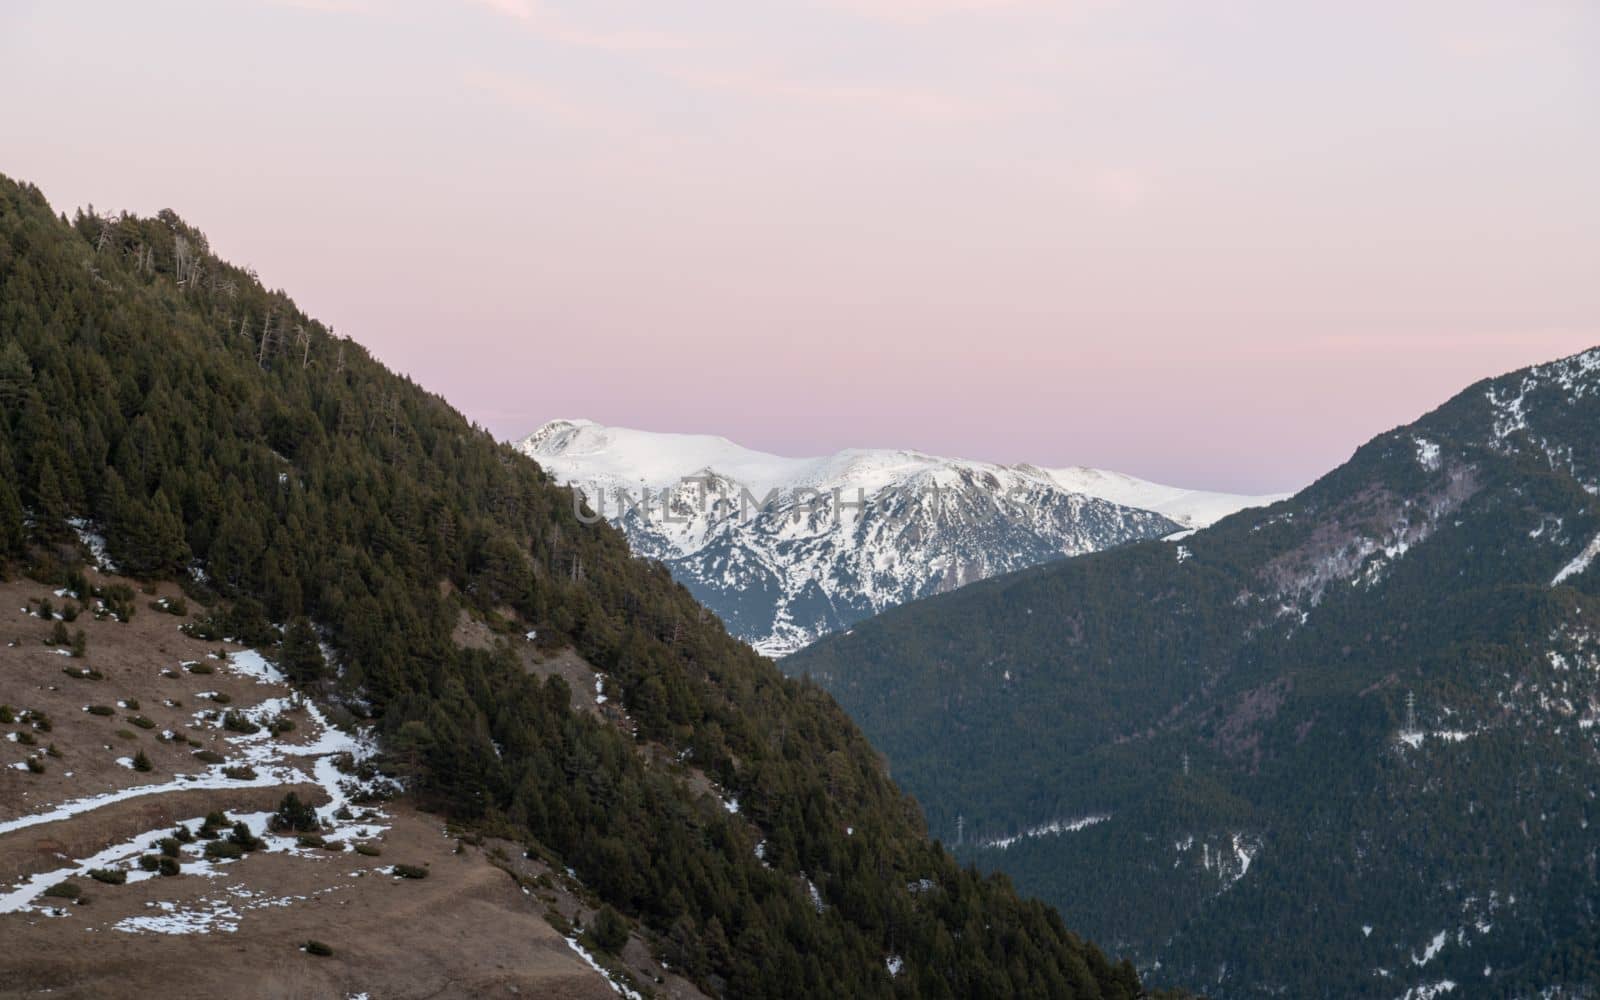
[517,421,1281,656]
[1042,466,1288,530]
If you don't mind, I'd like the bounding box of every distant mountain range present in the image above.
[519,420,1284,655]
[787,346,1600,997]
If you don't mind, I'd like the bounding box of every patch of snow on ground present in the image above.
[563,935,644,999]
[67,517,116,573]
[1232,833,1256,879]
[1552,532,1600,586]
[976,814,1110,850]
[1397,981,1457,1000]
[1412,930,1448,966]
[114,898,241,935]
[1414,438,1441,471]
[228,649,286,685]
[0,650,395,916]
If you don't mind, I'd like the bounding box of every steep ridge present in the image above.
[789,346,1600,997]
[0,175,1141,998]
[521,420,1280,655]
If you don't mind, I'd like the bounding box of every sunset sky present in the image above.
[3,0,1596,492]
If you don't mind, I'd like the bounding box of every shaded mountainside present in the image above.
[0,175,1142,998]
[521,419,1278,656]
[789,348,1600,997]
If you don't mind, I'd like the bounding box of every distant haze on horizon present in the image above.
[3,0,1595,493]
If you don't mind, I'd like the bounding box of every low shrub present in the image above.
[353,843,382,857]
[131,750,152,772]
[158,837,181,858]
[222,764,257,780]
[586,904,631,955]
[304,940,333,957]
[138,854,161,871]
[185,662,214,675]
[203,840,243,861]
[228,821,263,851]
[86,705,115,717]
[158,856,180,877]
[62,667,103,680]
[199,810,229,838]
[393,864,429,879]
[127,715,156,730]
[297,834,327,849]
[193,749,226,765]
[15,730,35,746]
[222,710,257,734]
[150,597,188,616]
[41,881,81,901]
[25,757,44,774]
[270,792,321,834]
[87,868,126,885]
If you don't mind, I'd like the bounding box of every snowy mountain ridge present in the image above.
[518,420,1284,655]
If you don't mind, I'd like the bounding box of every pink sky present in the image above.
[3,0,1596,492]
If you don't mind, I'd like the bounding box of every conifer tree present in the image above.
[280,617,325,684]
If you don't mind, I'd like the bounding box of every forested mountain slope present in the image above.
[0,174,1141,998]
[789,347,1600,997]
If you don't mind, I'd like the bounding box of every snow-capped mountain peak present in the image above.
[518,421,1283,655]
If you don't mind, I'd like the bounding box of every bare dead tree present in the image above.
[173,234,192,285]
[257,308,275,367]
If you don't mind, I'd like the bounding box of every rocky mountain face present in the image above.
[787,347,1600,997]
[520,420,1280,656]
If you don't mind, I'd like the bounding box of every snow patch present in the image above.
[563,935,644,999]
[1552,532,1600,586]
[976,814,1109,850]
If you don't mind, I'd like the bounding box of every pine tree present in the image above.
[280,617,325,684]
